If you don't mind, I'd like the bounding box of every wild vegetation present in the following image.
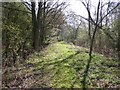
[2,0,120,89]
[2,42,120,88]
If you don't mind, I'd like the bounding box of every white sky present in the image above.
[67,0,120,18]
[69,0,88,17]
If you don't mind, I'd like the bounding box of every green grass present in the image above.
[3,41,120,88]
[26,41,120,88]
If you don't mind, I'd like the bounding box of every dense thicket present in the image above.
[2,2,32,67]
[2,1,66,67]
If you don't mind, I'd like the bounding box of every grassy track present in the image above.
[3,42,120,88]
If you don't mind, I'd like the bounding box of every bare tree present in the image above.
[80,0,120,89]
[22,0,68,51]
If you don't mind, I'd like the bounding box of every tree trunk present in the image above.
[37,2,43,48]
[117,27,120,61]
[82,25,98,89]
[39,1,46,47]
[31,2,40,51]
[82,1,100,89]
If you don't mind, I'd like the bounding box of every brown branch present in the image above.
[98,2,120,24]
[22,2,32,11]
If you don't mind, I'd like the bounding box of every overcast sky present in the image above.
[66,0,120,18]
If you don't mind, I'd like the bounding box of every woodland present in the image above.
[2,0,120,89]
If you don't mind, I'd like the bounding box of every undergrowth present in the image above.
[2,41,120,88]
